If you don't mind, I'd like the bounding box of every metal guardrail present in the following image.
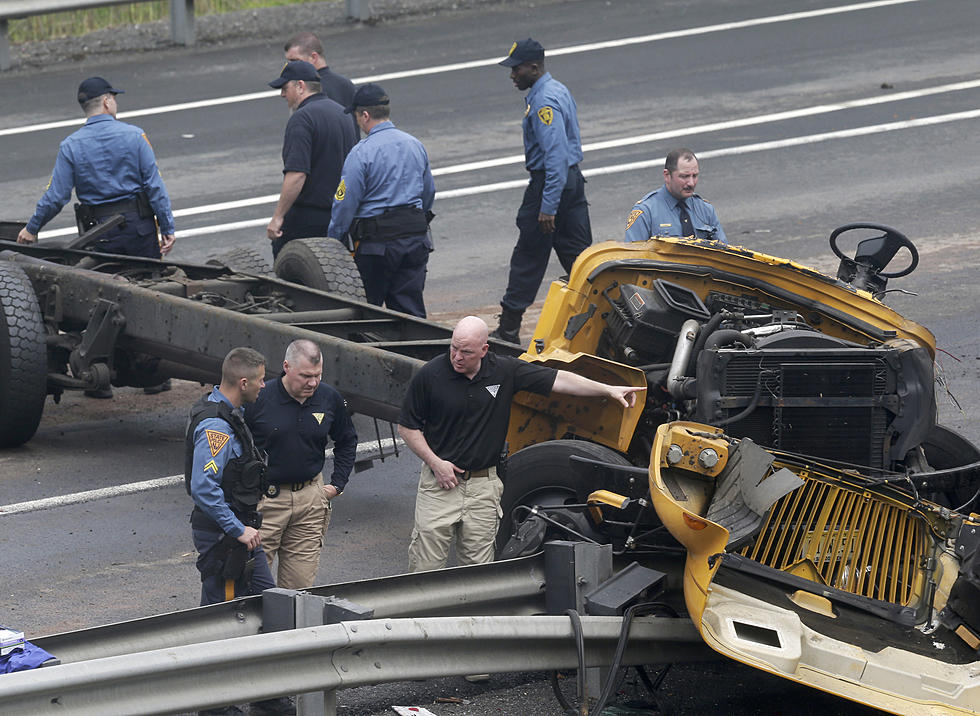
[0,0,372,71]
[0,615,710,715]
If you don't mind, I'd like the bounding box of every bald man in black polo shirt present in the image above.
[245,339,357,589]
[398,316,643,572]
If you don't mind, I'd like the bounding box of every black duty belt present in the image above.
[264,476,317,498]
[86,197,141,219]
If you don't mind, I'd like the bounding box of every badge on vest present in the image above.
[486,384,500,398]
[313,412,324,425]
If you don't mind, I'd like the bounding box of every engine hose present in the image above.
[685,311,727,376]
[703,328,757,352]
[714,369,775,428]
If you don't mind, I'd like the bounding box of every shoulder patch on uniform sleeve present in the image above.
[537,106,554,125]
[626,209,644,230]
[334,178,346,202]
[205,429,230,457]
[141,132,153,148]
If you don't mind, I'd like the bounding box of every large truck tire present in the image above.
[206,247,273,275]
[496,439,632,553]
[0,263,47,448]
[274,238,366,301]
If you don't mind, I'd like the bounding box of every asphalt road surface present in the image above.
[1,0,978,713]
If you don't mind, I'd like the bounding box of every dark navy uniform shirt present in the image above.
[26,113,174,235]
[399,351,557,471]
[522,72,584,215]
[624,185,727,244]
[281,93,358,211]
[327,120,435,239]
[245,378,358,492]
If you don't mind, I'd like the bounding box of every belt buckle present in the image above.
[459,471,470,482]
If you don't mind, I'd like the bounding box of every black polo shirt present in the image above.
[245,378,358,491]
[399,351,557,470]
[281,93,357,211]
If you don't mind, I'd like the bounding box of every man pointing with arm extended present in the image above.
[398,316,643,572]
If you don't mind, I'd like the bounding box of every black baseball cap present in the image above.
[345,83,390,114]
[499,38,545,67]
[268,60,319,88]
[77,77,124,104]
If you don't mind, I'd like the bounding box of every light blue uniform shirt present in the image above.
[522,72,584,215]
[26,113,175,235]
[327,121,435,239]
[624,185,727,244]
[189,387,246,537]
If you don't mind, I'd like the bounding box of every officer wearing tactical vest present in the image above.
[185,347,275,608]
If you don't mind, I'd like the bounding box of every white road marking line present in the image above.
[0,0,922,138]
[34,80,980,238]
[0,438,402,516]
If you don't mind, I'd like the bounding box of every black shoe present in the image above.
[490,326,520,344]
[249,696,296,716]
[144,378,172,395]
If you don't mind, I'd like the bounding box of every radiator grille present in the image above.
[741,478,926,605]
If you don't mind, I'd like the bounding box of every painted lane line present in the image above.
[0,439,403,516]
[0,0,923,138]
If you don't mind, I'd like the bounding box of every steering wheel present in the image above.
[829,222,918,278]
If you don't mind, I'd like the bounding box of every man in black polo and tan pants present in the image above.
[244,339,357,589]
[398,316,643,572]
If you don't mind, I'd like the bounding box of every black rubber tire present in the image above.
[0,263,47,448]
[496,439,632,552]
[274,238,366,300]
[206,247,273,275]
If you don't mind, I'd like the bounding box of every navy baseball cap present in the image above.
[499,38,545,67]
[268,60,319,88]
[345,83,390,114]
[77,77,123,104]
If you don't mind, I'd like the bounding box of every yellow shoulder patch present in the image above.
[205,429,230,457]
[626,209,643,230]
[313,412,324,425]
[334,178,346,202]
[537,106,554,125]
[141,132,153,149]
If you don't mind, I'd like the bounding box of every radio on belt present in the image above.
[0,628,25,656]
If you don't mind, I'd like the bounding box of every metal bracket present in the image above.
[68,299,124,388]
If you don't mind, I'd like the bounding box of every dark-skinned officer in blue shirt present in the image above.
[17,77,176,258]
[625,148,727,244]
[328,83,435,318]
[492,39,592,345]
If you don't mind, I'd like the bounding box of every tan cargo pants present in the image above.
[258,473,333,589]
[408,464,503,572]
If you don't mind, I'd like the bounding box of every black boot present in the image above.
[491,307,524,344]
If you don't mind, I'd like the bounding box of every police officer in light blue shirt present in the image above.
[17,77,176,258]
[328,83,435,318]
[625,148,726,244]
[492,38,592,345]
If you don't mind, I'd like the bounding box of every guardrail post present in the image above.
[346,0,371,21]
[170,0,195,46]
[263,589,374,716]
[1,18,11,72]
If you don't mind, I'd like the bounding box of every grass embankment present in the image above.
[10,0,318,43]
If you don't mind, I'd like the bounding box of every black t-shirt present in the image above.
[318,67,359,138]
[281,93,358,210]
[245,378,358,491]
[399,351,557,470]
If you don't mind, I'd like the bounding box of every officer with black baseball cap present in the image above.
[265,60,357,257]
[326,82,435,318]
[490,38,592,346]
[18,76,176,259]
